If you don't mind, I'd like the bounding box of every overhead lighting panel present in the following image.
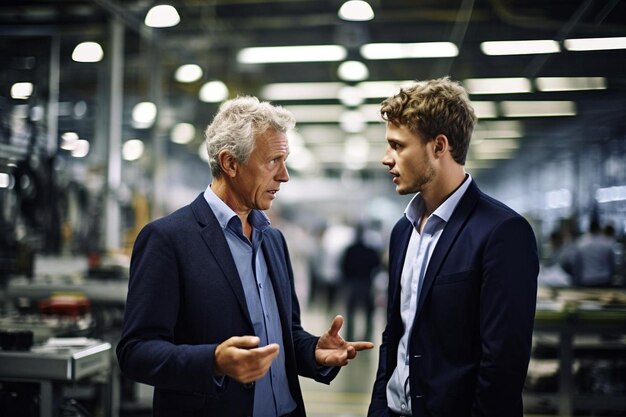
[237,45,347,64]
[564,37,626,51]
[175,64,203,83]
[338,0,374,21]
[337,60,369,82]
[145,5,180,28]
[72,42,103,62]
[261,82,343,101]
[464,78,531,94]
[480,40,560,56]
[199,81,229,103]
[10,82,33,99]
[536,77,606,92]
[501,101,576,117]
[361,42,458,59]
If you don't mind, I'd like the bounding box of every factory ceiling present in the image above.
[1,0,625,181]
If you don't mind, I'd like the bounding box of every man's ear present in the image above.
[433,134,448,157]
[218,150,238,178]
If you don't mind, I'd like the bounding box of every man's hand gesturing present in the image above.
[214,336,279,384]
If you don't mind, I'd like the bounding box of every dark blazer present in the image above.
[117,194,337,417]
[368,181,539,417]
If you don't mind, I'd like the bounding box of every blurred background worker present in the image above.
[340,222,382,341]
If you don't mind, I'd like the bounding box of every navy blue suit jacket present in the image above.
[368,181,539,417]
[117,194,337,417]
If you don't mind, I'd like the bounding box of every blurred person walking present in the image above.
[340,223,382,341]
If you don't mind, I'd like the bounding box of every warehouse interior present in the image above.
[1,0,625,416]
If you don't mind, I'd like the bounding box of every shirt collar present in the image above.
[404,173,473,225]
[203,184,271,232]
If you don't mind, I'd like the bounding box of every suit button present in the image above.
[244,382,255,389]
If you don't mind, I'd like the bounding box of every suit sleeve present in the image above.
[116,223,221,395]
[473,216,539,416]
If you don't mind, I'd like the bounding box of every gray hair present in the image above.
[204,96,296,178]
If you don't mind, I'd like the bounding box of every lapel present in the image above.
[390,218,413,311]
[190,194,253,327]
[414,181,480,320]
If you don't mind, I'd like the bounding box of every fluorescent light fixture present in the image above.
[175,64,203,83]
[343,135,370,170]
[471,101,498,118]
[284,105,344,123]
[340,110,367,133]
[72,42,103,62]
[198,143,209,162]
[480,40,560,56]
[171,123,196,144]
[261,82,343,101]
[61,132,79,150]
[338,0,374,22]
[122,139,145,161]
[338,85,365,107]
[464,78,531,94]
[464,160,496,169]
[71,139,90,158]
[337,60,369,81]
[473,120,523,139]
[237,45,347,64]
[132,102,158,128]
[472,138,519,151]
[358,80,414,98]
[145,5,180,28]
[535,77,606,92]
[596,185,626,203]
[565,37,626,51]
[546,189,572,209]
[10,82,33,99]
[501,101,576,117]
[199,80,229,103]
[0,173,11,189]
[360,42,458,59]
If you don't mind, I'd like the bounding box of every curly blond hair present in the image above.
[380,77,476,164]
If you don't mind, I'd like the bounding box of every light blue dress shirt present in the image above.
[386,174,472,415]
[204,185,297,417]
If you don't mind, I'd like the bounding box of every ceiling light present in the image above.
[175,64,203,83]
[284,105,344,123]
[340,110,367,133]
[71,139,90,158]
[480,40,560,56]
[0,173,11,189]
[61,132,79,150]
[471,101,498,118]
[261,82,343,100]
[338,0,374,22]
[464,78,531,94]
[123,139,145,161]
[360,42,458,59]
[10,82,33,99]
[145,5,180,28]
[596,185,626,203]
[72,42,103,62]
[199,80,229,103]
[501,101,576,117]
[338,86,365,106]
[343,135,370,170]
[132,101,158,128]
[171,123,196,144]
[198,143,209,162]
[238,45,347,64]
[358,81,414,98]
[337,60,369,81]
[564,37,626,51]
[473,121,523,139]
[535,77,606,92]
